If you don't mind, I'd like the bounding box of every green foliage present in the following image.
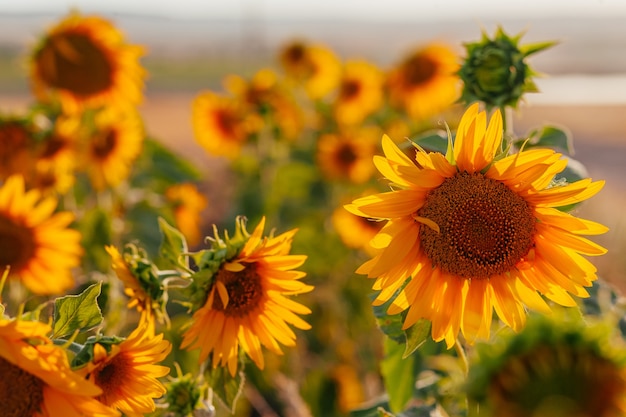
[52,282,104,339]
[78,207,112,272]
[204,360,246,414]
[158,217,190,270]
[380,338,422,413]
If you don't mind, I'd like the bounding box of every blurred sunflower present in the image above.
[165,183,208,247]
[346,103,607,347]
[467,314,626,417]
[387,43,460,121]
[30,11,145,113]
[80,320,171,416]
[0,175,82,295]
[0,118,34,180]
[181,217,313,376]
[332,203,383,255]
[316,126,380,184]
[106,244,167,325]
[0,318,117,417]
[333,60,384,126]
[192,91,258,159]
[279,40,341,99]
[80,106,144,190]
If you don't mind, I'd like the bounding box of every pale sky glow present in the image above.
[2,0,626,21]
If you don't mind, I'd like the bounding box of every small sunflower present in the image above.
[387,43,460,120]
[192,91,258,159]
[332,203,383,254]
[165,183,208,247]
[0,175,82,295]
[467,314,626,417]
[80,106,144,190]
[106,244,167,325]
[0,117,35,180]
[316,126,380,184]
[0,318,117,417]
[333,60,384,126]
[346,103,607,347]
[80,319,171,417]
[30,11,145,113]
[279,40,341,99]
[181,217,313,376]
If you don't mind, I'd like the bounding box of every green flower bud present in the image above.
[459,27,555,109]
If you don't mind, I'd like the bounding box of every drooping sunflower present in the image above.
[192,91,258,159]
[333,60,384,126]
[0,318,118,417]
[467,313,626,417]
[0,175,83,295]
[106,244,167,325]
[346,103,607,347]
[279,40,341,99]
[80,106,144,190]
[181,217,313,376]
[386,43,460,121]
[30,11,145,113]
[80,320,171,417]
[165,183,208,247]
[316,126,380,184]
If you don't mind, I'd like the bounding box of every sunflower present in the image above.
[345,103,607,347]
[0,318,118,417]
[278,41,341,99]
[0,175,82,295]
[333,60,384,126]
[0,117,35,180]
[192,91,258,159]
[30,11,145,113]
[165,183,208,247]
[106,244,167,325]
[181,217,313,376]
[80,319,171,417]
[316,126,380,184]
[386,43,460,121]
[332,203,383,254]
[467,314,626,417]
[80,106,144,190]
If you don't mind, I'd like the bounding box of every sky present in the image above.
[2,0,626,21]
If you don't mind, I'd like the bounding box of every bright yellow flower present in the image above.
[279,41,341,99]
[192,91,257,159]
[0,318,117,417]
[165,183,208,247]
[316,126,380,184]
[80,106,144,190]
[0,175,82,295]
[387,43,460,120]
[181,217,313,376]
[346,103,607,347]
[333,60,384,126]
[30,11,145,113]
[80,320,171,417]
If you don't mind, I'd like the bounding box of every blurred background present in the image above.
[1,0,625,288]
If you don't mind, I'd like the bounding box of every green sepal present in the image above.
[409,130,448,155]
[52,282,103,339]
[70,334,126,368]
[158,217,190,270]
[403,319,432,359]
[204,357,246,414]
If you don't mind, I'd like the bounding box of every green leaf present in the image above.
[158,217,189,270]
[78,208,112,272]
[410,130,448,155]
[373,301,405,344]
[52,282,103,339]
[204,362,245,414]
[380,338,420,413]
[526,125,574,154]
[403,319,432,359]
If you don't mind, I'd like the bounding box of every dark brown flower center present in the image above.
[91,130,117,159]
[418,172,535,279]
[284,44,306,65]
[489,346,626,417]
[41,135,69,159]
[36,32,113,97]
[213,264,264,317]
[0,356,45,417]
[93,351,131,405]
[339,79,362,100]
[0,123,30,166]
[335,143,358,167]
[0,214,36,271]
[403,54,437,87]
[213,109,239,138]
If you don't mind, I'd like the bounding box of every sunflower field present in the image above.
[1,9,624,417]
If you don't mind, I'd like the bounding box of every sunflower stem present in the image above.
[454,338,469,377]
